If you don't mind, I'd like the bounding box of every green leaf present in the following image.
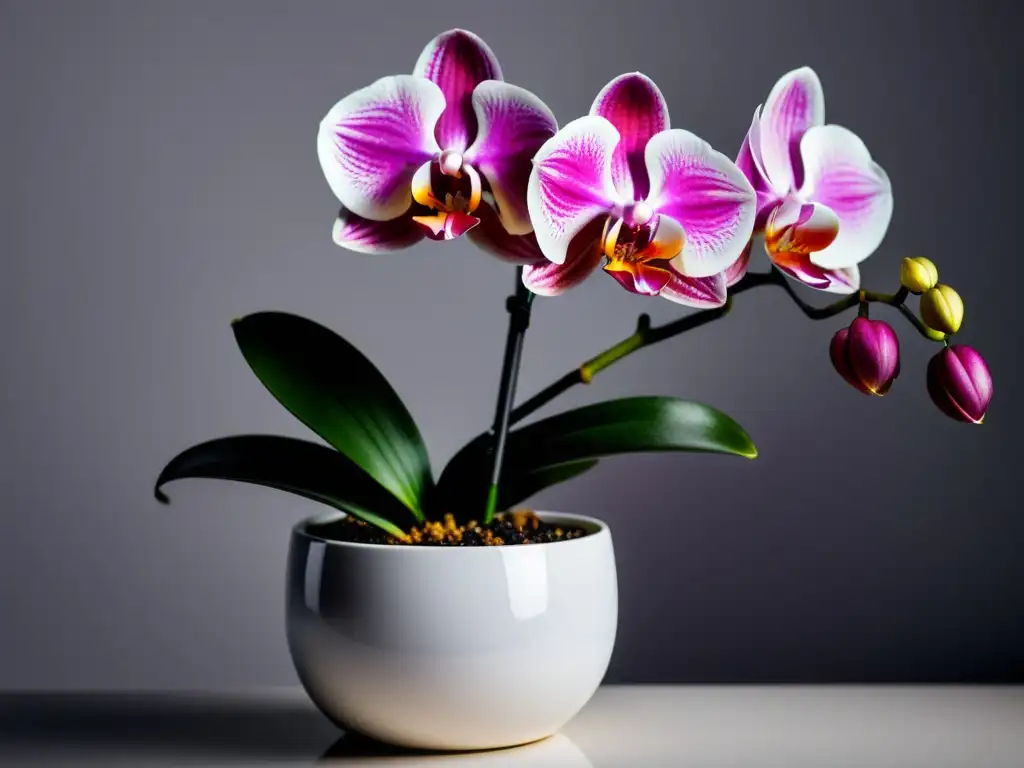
[504,396,758,464]
[436,396,755,519]
[155,435,416,538]
[232,312,432,520]
[498,460,600,510]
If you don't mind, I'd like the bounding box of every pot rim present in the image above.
[292,510,610,553]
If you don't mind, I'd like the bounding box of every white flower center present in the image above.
[439,150,464,177]
[630,201,654,226]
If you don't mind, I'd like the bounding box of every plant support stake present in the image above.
[483,268,534,524]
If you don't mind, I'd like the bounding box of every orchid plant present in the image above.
[156,30,993,542]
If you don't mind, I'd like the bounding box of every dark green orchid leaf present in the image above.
[436,397,755,519]
[155,435,416,537]
[232,312,431,520]
[503,396,758,464]
[499,459,600,510]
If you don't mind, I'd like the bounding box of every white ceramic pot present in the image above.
[286,511,618,751]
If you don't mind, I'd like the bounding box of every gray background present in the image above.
[2,0,1020,687]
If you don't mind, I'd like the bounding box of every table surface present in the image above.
[2,686,1022,767]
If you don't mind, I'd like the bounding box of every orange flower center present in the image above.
[411,152,482,215]
[602,208,684,266]
[600,206,686,295]
[410,152,483,241]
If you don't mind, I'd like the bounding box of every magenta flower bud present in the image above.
[829,317,901,396]
[926,345,993,424]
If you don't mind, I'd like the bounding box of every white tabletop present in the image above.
[2,685,1022,766]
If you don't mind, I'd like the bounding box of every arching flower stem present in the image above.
[508,270,940,429]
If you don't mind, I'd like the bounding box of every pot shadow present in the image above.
[318,731,594,766]
[0,691,338,762]
[0,693,593,766]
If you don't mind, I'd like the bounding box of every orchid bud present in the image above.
[926,345,993,424]
[829,317,901,396]
[920,284,964,335]
[900,257,938,294]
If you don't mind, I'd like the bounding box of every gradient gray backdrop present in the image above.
[2,0,1021,687]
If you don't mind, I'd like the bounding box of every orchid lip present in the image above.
[412,210,480,240]
[764,199,839,257]
[601,209,685,273]
[411,157,482,215]
[603,259,672,296]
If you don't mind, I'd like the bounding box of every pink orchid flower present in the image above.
[317,30,556,262]
[523,73,756,308]
[736,67,893,294]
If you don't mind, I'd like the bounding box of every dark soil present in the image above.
[308,510,590,546]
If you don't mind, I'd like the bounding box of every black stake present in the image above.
[482,267,534,523]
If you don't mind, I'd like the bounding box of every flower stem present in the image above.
[898,303,947,341]
[509,268,937,428]
[482,267,534,524]
[508,299,734,426]
[580,314,650,383]
[858,292,870,318]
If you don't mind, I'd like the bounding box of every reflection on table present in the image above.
[2,686,1023,767]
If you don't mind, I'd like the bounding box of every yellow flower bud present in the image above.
[900,257,938,294]
[920,284,964,335]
